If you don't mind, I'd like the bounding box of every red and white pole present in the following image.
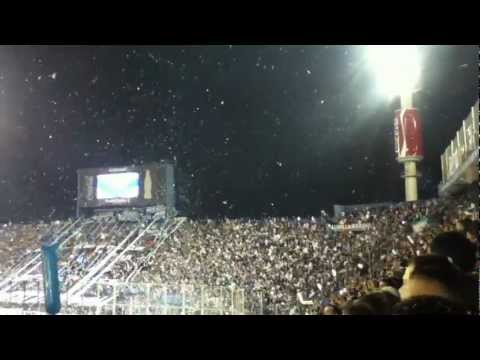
[394,93,424,202]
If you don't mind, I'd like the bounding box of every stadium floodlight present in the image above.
[367,45,421,102]
[367,45,424,203]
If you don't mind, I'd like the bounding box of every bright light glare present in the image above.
[367,45,421,98]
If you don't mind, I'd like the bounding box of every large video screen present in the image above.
[96,172,140,200]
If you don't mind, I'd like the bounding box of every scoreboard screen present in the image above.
[96,172,140,200]
[76,162,175,217]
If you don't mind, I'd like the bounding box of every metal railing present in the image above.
[0,280,246,315]
[0,213,189,313]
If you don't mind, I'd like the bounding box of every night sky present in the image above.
[0,45,477,221]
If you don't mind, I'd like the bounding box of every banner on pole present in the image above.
[41,241,61,315]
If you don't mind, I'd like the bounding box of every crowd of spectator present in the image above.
[0,188,478,315]
[144,190,477,314]
[0,221,64,279]
[0,218,159,293]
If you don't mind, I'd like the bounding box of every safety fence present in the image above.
[0,279,246,315]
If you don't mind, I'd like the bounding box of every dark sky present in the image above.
[0,45,477,221]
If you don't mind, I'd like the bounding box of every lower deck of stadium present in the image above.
[0,188,477,315]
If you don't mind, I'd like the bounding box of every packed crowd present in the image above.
[146,190,477,314]
[0,217,161,292]
[0,188,478,315]
[0,221,64,278]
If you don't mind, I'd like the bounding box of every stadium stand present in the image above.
[0,186,477,315]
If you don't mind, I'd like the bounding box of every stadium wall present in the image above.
[438,101,478,197]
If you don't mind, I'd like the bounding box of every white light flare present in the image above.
[367,45,421,99]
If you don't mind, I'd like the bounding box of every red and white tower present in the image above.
[367,45,423,202]
[394,94,424,202]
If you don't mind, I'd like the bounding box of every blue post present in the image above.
[41,239,61,315]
